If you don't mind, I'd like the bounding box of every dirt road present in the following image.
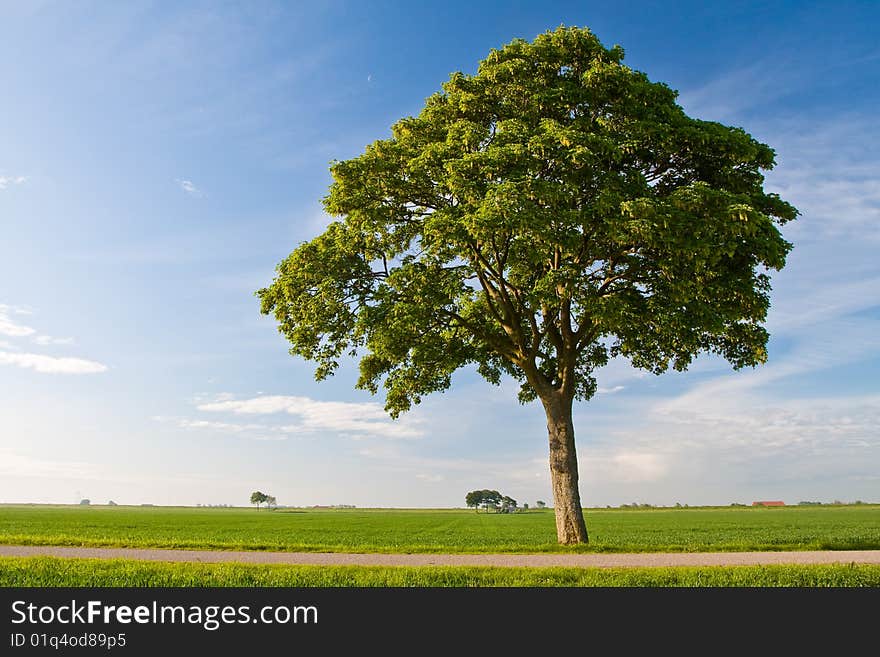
[2,545,879,568]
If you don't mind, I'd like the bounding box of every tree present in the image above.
[258,27,797,544]
[266,495,278,510]
[481,490,502,513]
[465,490,484,511]
[535,501,546,509]
[250,491,268,510]
[501,495,518,512]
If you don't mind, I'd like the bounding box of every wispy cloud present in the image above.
[196,394,423,439]
[0,175,27,190]
[577,375,880,501]
[0,304,105,373]
[0,304,32,315]
[176,178,204,197]
[0,352,108,374]
[582,450,669,484]
[0,306,35,337]
[677,61,804,122]
[0,448,100,480]
[173,418,289,442]
[33,335,75,346]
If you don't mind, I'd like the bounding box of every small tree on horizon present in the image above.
[250,491,268,510]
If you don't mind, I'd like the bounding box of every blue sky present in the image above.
[1,1,878,508]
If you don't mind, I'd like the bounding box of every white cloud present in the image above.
[0,307,35,337]
[0,304,32,315]
[178,419,258,433]
[197,394,423,439]
[177,178,204,197]
[583,450,669,484]
[0,304,106,373]
[175,418,287,441]
[585,381,880,497]
[762,116,880,242]
[597,385,625,395]
[155,413,373,442]
[0,449,100,480]
[0,175,27,190]
[677,61,804,122]
[33,335,75,346]
[0,352,107,374]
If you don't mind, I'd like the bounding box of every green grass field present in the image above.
[2,556,879,587]
[1,504,878,553]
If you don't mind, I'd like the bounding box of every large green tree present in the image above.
[258,27,797,544]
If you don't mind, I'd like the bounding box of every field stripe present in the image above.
[1,545,879,567]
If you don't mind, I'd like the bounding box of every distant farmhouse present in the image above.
[752,500,785,507]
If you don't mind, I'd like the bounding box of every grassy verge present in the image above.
[2,557,879,587]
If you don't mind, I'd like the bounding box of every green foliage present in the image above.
[258,26,797,416]
[481,490,501,511]
[2,557,878,587]
[2,505,879,554]
[465,489,505,511]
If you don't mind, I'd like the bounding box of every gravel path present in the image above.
[2,545,879,568]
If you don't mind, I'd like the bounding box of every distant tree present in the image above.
[535,500,546,509]
[481,490,502,513]
[501,495,518,512]
[266,495,277,510]
[465,490,484,511]
[250,491,268,510]
[79,499,90,506]
[523,503,529,510]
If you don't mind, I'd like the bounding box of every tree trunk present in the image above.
[541,393,589,544]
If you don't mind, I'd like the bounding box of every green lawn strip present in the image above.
[1,557,878,587]
[2,505,879,554]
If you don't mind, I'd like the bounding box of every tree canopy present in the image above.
[250,491,268,509]
[466,489,511,512]
[259,26,797,543]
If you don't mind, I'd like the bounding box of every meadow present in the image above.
[2,556,879,587]
[1,504,879,553]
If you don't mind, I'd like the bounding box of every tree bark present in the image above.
[541,393,589,544]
